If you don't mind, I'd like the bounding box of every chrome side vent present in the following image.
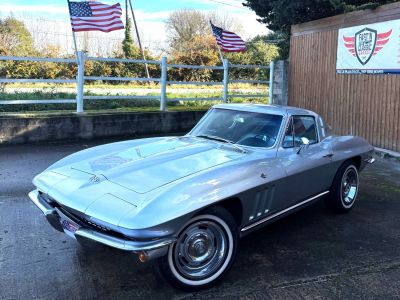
[249,186,275,221]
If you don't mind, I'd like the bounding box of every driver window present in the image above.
[282,116,318,148]
[293,116,318,146]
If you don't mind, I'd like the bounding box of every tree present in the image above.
[169,35,220,81]
[0,16,36,56]
[225,35,279,80]
[166,9,209,51]
[243,0,398,59]
[165,9,244,52]
[165,9,279,81]
[122,17,140,58]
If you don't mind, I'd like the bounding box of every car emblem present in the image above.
[89,175,101,183]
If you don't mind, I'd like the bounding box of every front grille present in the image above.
[60,207,129,240]
[82,219,111,232]
[38,191,131,241]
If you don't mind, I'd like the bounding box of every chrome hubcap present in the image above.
[341,167,358,206]
[173,220,227,280]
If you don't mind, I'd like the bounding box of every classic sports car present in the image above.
[29,104,375,290]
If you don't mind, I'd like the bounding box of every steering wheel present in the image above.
[237,134,275,147]
[254,134,273,143]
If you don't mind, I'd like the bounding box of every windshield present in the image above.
[190,108,283,148]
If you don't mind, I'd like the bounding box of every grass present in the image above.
[1,82,267,90]
[0,83,269,115]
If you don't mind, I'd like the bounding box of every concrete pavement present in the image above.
[1,139,400,299]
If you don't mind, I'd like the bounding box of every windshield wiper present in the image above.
[194,135,247,153]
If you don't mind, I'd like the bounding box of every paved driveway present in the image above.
[1,139,400,299]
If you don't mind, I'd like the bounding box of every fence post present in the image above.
[160,56,167,111]
[76,51,85,113]
[268,60,274,104]
[223,59,229,103]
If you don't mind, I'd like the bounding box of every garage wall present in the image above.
[288,2,400,151]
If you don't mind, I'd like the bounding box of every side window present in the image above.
[282,118,294,148]
[293,116,318,146]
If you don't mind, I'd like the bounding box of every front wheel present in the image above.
[157,207,238,291]
[325,161,359,213]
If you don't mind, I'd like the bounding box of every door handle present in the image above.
[323,153,334,158]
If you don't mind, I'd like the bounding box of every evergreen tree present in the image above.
[122,17,139,58]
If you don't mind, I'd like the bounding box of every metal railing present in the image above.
[0,51,273,112]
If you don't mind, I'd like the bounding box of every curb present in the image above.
[374,147,400,162]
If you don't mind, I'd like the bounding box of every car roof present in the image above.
[212,103,318,117]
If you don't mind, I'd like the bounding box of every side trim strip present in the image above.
[241,191,330,232]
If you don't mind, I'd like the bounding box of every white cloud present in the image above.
[134,10,172,21]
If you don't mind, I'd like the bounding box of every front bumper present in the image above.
[28,189,175,252]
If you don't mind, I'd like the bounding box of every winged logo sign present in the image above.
[337,19,399,74]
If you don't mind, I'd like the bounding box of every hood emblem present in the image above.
[89,175,101,183]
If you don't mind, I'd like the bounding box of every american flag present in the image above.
[68,1,124,33]
[210,22,246,52]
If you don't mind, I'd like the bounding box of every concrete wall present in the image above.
[0,110,206,144]
[271,60,289,106]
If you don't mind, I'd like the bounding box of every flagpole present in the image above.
[67,0,79,62]
[210,21,225,67]
[128,0,150,78]
[216,45,225,67]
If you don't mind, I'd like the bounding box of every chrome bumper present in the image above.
[28,189,175,252]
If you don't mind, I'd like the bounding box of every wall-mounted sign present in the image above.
[336,19,399,74]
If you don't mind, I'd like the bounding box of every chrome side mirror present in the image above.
[297,137,310,154]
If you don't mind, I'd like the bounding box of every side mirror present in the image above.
[297,137,310,154]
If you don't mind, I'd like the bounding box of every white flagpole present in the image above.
[217,45,225,67]
[210,21,225,67]
[128,0,150,78]
[67,0,79,62]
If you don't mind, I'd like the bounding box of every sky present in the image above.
[0,0,269,56]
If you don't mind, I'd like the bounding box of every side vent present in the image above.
[249,186,275,221]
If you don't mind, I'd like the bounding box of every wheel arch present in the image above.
[349,156,362,170]
[195,197,243,228]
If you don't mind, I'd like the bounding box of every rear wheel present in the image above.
[325,161,359,213]
[157,207,238,291]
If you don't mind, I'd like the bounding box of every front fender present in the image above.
[119,154,285,231]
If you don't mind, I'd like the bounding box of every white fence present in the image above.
[0,51,273,112]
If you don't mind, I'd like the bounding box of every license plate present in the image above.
[56,209,81,239]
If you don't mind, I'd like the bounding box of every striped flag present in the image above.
[68,1,124,33]
[210,22,246,52]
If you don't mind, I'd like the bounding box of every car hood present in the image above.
[51,137,245,194]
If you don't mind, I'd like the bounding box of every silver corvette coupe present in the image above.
[29,104,375,290]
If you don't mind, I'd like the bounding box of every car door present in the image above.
[275,115,334,209]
